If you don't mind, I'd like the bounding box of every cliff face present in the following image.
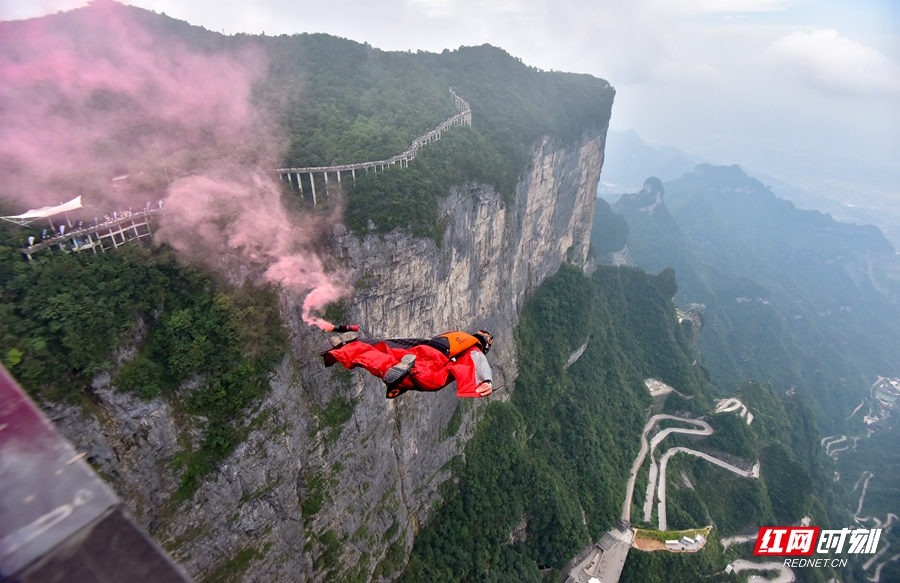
[46,127,607,582]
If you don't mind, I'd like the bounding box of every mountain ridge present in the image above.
[613,165,900,433]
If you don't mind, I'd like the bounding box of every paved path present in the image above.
[868,549,900,583]
[641,418,712,522]
[859,513,898,581]
[824,435,848,459]
[621,414,711,524]
[637,399,760,523]
[848,398,865,420]
[714,398,754,424]
[566,342,589,369]
[731,560,795,582]
[721,533,758,550]
[854,471,874,517]
[821,434,845,449]
[276,88,471,179]
[658,448,759,531]
[844,438,898,583]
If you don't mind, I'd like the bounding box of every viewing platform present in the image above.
[7,200,162,261]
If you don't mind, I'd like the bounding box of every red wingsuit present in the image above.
[323,340,484,398]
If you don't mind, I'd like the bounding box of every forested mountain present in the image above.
[401,264,699,581]
[1,4,623,582]
[3,4,895,583]
[257,34,613,239]
[601,165,900,582]
[613,166,900,433]
[401,261,858,582]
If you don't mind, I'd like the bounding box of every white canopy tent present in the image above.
[0,196,83,226]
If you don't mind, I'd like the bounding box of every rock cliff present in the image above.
[45,127,608,582]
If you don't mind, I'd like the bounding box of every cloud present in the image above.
[662,0,797,15]
[652,0,798,15]
[406,0,530,18]
[0,0,86,22]
[769,29,900,98]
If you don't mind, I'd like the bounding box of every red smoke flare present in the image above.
[0,2,349,326]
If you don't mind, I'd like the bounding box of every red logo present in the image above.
[754,527,820,556]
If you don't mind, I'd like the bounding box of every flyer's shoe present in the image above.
[328,331,358,348]
[384,354,416,386]
[321,331,359,362]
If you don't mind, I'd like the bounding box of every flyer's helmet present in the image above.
[473,330,492,354]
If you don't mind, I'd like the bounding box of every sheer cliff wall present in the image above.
[47,126,608,582]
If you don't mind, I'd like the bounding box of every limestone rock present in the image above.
[47,127,608,582]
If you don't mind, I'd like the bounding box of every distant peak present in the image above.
[692,163,748,180]
[613,177,666,215]
[617,128,641,139]
[643,177,664,195]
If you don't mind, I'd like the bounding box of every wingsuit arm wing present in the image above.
[453,348,491,398]
[471,350,492,385]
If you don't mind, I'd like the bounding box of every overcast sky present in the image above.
[4,0,899,193]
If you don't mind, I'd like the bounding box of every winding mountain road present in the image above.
[658,448,759,531]
[855,471,875,517]
[721,533,759,550]
[836,429,899,581]
[640,418,712,522]
[620,414,711,524]
[858,510,898,581]
[622,406,760,531]
[714,398,754,424]
[730,560,795,583]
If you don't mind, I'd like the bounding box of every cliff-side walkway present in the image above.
[275,88,471,205]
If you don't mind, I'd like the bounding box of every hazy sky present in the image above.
[4,0,899,190]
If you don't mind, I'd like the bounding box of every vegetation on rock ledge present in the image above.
[0,222,286,500]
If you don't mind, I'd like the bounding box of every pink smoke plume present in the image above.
[0,2,349,326]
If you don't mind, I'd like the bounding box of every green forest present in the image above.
[398,263,852,582]
[258,36,615,239]
[600,168,900,583]
[612,168,900,435]
[0,219,286,500]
